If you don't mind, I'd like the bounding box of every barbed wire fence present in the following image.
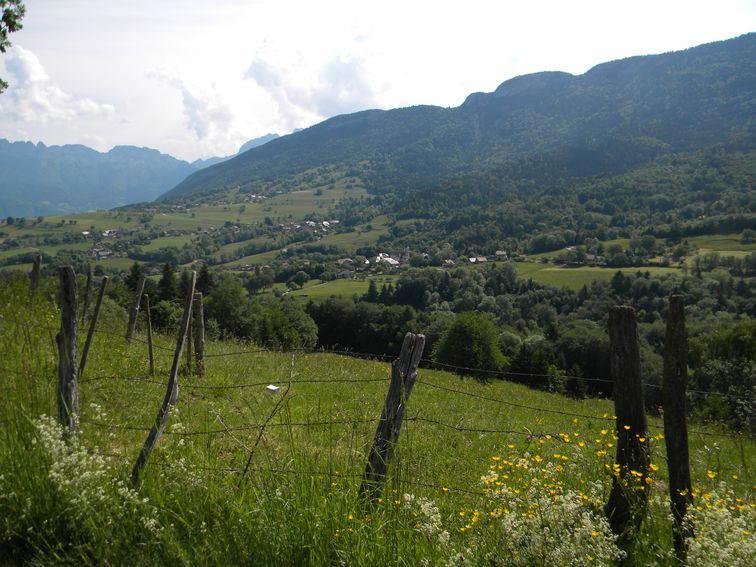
[3,267,755,561]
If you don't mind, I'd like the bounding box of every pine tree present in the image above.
[197,263,214,295]
[124,262,143,292]
[157,263,179,301]
[179,269,192,299]
[365,279,378,302]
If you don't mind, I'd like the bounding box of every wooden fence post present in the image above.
[81,267,94,326]
[605,306,650,542]
[131,271,196,486]
[193,292,205,376]
[30,253,42,297]
[145,294,155,376]
[359,332,425,504]
[56,266,79,434]
[663,295,693,560]
[126,275,146,342]
[186,303,193,374]
[78,276,109,379]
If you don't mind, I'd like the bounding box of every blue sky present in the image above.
[1,0,754,161]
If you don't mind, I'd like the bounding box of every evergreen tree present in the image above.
[179,269,193,299]
[365,279,379,302]
[157,263,178,301]
[197,263,214,295]
[124,262,143,292]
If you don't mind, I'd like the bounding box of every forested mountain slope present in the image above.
[162,33,756,202]
[0,141,196,217]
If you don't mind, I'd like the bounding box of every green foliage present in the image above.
[204,273,317,348]
[196,262,214,295]
[124,261,143,292]
[689,319,756,431]
[157,263,179,301]
[433,312,507,375]
[0,0,25,93]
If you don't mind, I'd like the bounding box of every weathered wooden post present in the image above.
[193,292,205,376]
[144,294,155,376]
[78,276,109,379]
[605,306,650,542]
[30,253,42,297]
[57,266,79,433]
[131,271,196,486]
[186,302,193,374]
[663,295,693,560]
[126,274,146,342]
[360,332,425,504]
[81,267,94,326]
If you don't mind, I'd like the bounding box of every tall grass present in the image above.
[0,274,753,565]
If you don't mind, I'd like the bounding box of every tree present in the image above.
[157,263,178,301]
[124,262,143,292]
[365,279,379,302]
[1,1,25,93]
[432,312,507,376]
[196,262,214,295]
[179,269,192,299]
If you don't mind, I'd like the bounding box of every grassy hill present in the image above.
[0,275,753,565]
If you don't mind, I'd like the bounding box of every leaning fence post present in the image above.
[663,295,693,560]
[30,253,42,297]
[78,276,109,379]
[126,275,146,342]
[605,306,650,542]
[186,302,193,374]
[144,294,155,376]
[359,332,425,504]
[131,271,196,486]
[81,267,94,326]
[193,292,205,376]
[56,266,79,434]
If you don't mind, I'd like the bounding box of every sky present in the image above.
[0,0,754,162]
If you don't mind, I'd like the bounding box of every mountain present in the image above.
[161,33,756,202]
[191,133,280,169]
[0,133,282,218]
[0,141,196,217]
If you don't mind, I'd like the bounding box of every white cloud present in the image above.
[2,0,754,161]
[0,46,115,123]
[147,67,239,145]
[245,52,381,129]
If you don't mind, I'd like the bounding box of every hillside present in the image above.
[162,33,756,202]
[0,140,196,217]
[0,275,753,565]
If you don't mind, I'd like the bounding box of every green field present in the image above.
[286,276,397,300]
[0,186,369,271]
[0,277,753,565]
[510,261,683,290]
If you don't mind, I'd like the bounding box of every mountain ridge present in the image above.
[0,134,281,217]
[161,32,756,202]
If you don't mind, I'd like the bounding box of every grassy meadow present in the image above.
[0,275,753,565]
